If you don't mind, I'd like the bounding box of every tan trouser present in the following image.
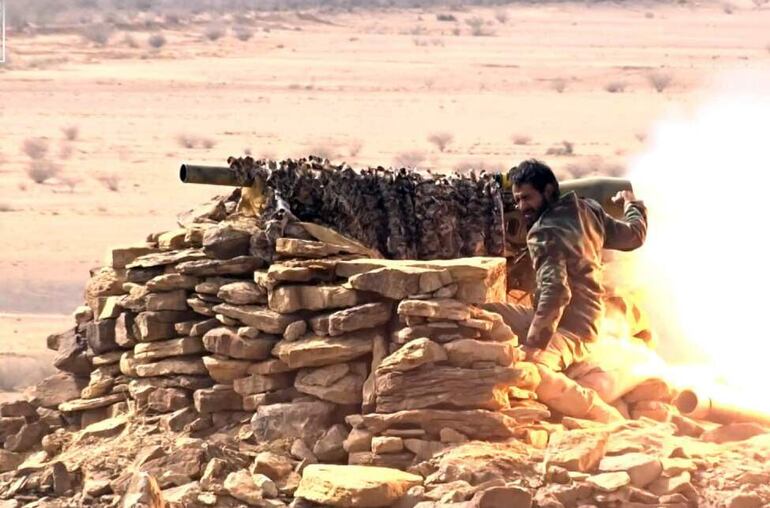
[481,302,624,423]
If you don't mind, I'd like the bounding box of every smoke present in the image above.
[624,70,770,392]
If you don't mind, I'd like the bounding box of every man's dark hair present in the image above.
[510,159,560,197]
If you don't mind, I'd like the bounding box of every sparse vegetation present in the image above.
[59,175,82,193]
[59,143,73,160]
[546,141,575,156]
[234,26,254,41]
[61,125,79,141]
[645,12,655,19]
[436,13,457,22]
[648,70,673,93]
[604,81,627,93]
[452,159,503,174]
[204,24,225,42]
[551,78,567,93]
[97,173,121,192]
[176,134,216,150]
[348,139,364,157]
[148,33,167,49]
[393,150,426,168]
[123,34,139,49]
[494,10,509,24]
[722,3,735,14]
[80,23,114,46]
[26,160,61,184]
[0,203,15,213]
[465,17,494,37]
[635,132,647,143]
[566,158,625,178]
[22,138,49,160]
[512,134,531,145]
[752,0,768,8]
[427,132,454,152]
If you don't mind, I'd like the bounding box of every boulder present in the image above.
[243,387,300,411]
[248,358,294,375]
[127,249,208,269]
[295,464,423,507]
[586,471,630,492]
[203,225,252,259]
[269,285,362,314]
[147,388,192,413]
[251,401,336,444]
[202,356,253,383]
[0,417,25,442]
[272,329,378,369]
[444,339,513,367]
[134,337,205,362]
[194,386,244,413]
[214,303,299,334]
[348,266,452,300]
[375,365,519,412]
[275,238,356,258]
[397,299,471,321]
[202,327,274,360]
[295,364,365,404]
[598,453,662,488]
[313,424,349,462]
[177,256,264,276]
[115,312,138,347]
[322,303,392,336]
[134,312,183,342]
[254,451,295,481]
[122,472,165,508]
[545,428,609,472]
[59,393,125,412]
[218,281,266,305]
[145,290,189,312]
[224,470,272,504]
[135,357,208,377]
[146,274,199,292]
[29,373,89,409]
[234,373,294,395]
[0,400,36,418]
[359,410,516,440]
[86,267,127,310]
[108,245,160,269]
[471,486,532,508]
[53,328,92,376]
[4,421,49,452]
[0,450,24,473]
[377,338,447,374]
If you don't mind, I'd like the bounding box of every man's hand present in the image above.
[611,190,636,207]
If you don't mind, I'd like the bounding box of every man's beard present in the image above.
[524,203,547,229]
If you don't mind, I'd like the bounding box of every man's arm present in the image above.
[602,191,648,251]
[526,229,572,348]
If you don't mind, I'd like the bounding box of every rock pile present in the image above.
[2,186,770,507]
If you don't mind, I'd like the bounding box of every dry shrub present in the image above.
[512,134,531,145]
[648,71,673,93]
[80,23,114,46]
[452,27,461,36]
[123,34,139,48]
[148,33,166,49]
[176,134,216,150]
[61,125,79,141]
[413,38,430,47]
[722,3,735,13]
[97,173,121,192]
[234,26,253,41]
[59,143,73,160]
[22,138,49,160]
[752,0,768,7]
[494,10,509,24]
[566,158,625,178]
[604,81,627,93]
[551,78,567,93]
[59,175,82,193]
[645,11,655,18]
[348,139,364,157]
[635,132,647,143]
[0,203,15,212]
[465,17,494,37]
[204,24,225,41]
[393,150,426,168]
[437,13,457,22]
[546,141,574,156]
[427,132,454,152]
[26,160,61,184]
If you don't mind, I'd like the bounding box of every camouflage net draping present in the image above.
[229,156,508,260]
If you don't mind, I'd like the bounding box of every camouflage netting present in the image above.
[228,156,507,260]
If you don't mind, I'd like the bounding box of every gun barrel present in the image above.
[179,164,246,186]
[674,388,770,426]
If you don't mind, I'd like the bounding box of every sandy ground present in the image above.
[1,2,769,390]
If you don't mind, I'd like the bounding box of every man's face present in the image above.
[513,182,548,228]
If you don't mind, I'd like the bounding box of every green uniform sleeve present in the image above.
[527,229,572,347]
[603,200,648,251]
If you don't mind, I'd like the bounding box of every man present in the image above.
[487,159,648,420]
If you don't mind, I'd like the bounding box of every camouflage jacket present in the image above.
[527,191,647,347]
